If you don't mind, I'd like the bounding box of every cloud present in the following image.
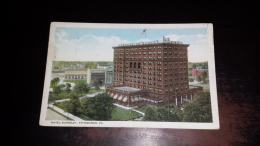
[54,33,129,61]
[56,30,67,41]
[165,34,209,62]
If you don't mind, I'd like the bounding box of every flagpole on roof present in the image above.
[145,29,146,43]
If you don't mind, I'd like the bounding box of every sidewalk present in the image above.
[49,103,84,121]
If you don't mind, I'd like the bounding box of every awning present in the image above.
[122,97,128,102]
[113,94,118,99]
[117,95,123,100]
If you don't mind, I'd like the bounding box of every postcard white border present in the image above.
[39,22,219,129]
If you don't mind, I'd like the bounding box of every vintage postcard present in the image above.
[39,22,219,129]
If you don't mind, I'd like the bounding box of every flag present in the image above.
[141,29,146,34]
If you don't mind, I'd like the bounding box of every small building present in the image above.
[87,67,114,87]
[64,69,87,79]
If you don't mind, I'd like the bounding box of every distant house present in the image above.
[191,68,202,76]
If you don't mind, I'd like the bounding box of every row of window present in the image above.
[115,57,187,60]
[115,77,188,82]
[114,47,187,52]
[114,69,188,74]
[115,52,186,55]
[114,61,187,64]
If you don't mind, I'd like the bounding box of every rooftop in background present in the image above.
[112,86,141,92]
[114,36,186,47]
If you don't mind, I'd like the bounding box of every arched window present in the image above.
[130,62,132,68]
[134,62,137,68]
[138,62,141,68]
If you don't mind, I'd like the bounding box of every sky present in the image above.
[54,27,209,62]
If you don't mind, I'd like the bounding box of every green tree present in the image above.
[50,77,60,88]
[48,93,57,107]
[52,86,61,97]
[93,78,102,90]
[65,93,82,115]
[83,93,116,120]
[196,76,202,83]
[183,92,212,122]
[156,106,169,121]
[74,82,89,96]
[201,71,208,83]
[144,106,181,122]
[144,107,158,121]
[189,78,194,84]
[169,108,183,122]
[65,83,71,92]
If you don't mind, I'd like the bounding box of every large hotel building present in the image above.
[106,37,202,107]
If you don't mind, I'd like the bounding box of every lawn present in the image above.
[63,79,87,84]
[88,89,105,93]
[134,106,148,113]
[50,91,70,100]
[111,107,142,121]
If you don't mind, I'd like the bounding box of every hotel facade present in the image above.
[106,37,202,107]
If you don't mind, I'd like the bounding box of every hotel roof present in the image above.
[112,86,141,92]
